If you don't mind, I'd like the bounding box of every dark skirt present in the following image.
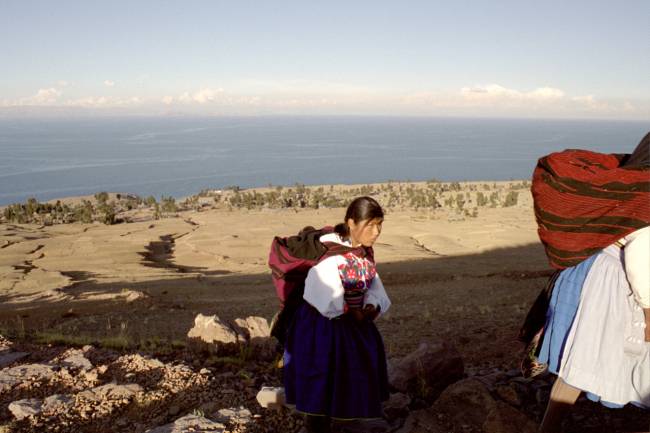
[283,302,389,419]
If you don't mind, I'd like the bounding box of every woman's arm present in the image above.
[303,257,345,319]
[364,274,391,318]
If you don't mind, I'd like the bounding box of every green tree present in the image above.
[94,192,109,203]
[161,196,177,213]
[504,191,519,207]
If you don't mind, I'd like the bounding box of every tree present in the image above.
[145,196,157,207]
[94,192,109,204]
[504,191,519,207]
[161,196,177,213]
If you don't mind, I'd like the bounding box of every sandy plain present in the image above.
[1,183,544,367]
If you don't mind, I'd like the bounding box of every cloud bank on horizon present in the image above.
[1,0,648,119]
[1,81,644,119]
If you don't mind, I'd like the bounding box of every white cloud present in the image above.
[14,88,62,105]
[570,94,610,111]
[460,84,565,102]
[192,87,224,103]
[529,87,565,100]
[2,82,646,120]
[104,80,115,87]
[65,96,141,107]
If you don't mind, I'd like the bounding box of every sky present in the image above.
[1,0,649,119]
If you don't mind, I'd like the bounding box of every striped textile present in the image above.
[532,148,650,269]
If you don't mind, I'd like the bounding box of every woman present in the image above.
[283,196,391,433]
[539,226,649,431]
[531,134,650,432]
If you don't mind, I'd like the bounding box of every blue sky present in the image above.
[1,0,648,118]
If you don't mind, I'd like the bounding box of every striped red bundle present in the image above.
[532,148,650,269]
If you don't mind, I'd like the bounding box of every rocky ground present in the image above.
[1,316,648,433]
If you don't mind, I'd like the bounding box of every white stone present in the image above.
[256,387,286,410]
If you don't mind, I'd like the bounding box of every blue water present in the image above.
[0,116,647,205]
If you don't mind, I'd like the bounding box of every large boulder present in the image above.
[425,378,536,433]
[388,339,464,399]
[430,378,498,426]
[188,314,275,357]
[187,314,242,352]
[233,316,275,358]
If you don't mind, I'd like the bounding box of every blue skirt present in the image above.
[283,302,389,419]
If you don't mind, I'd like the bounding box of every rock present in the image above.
[215,406,252,425]
[387,339,464,397]
[0,335,12,349]
[42,394,74,413]
[61,350,93,371]
[395,409,448,433]
[0,363,55,392]
[123,289,150,303]
[495,384,521,406]
[233,316,276,357]
[8,398,42,420]
[77,383,143,402]
[187,314,241,349]
[430,378,497,426]
[383,392,411,421]
[483,401,538,433]
[256,386,285,410]
[233,316,270,340]
[145,414,226,433]
[0,350,30,368]
[84,370,99,382]
[422,378,537,432]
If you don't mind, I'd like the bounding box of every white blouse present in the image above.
[303,233,392,319]
[621,226,650,308]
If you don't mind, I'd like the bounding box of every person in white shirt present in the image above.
[282,196,391,433]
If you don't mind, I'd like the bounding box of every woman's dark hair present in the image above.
[334,196,384,238]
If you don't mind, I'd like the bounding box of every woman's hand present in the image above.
[349,308,365,322]
[362,304,380,321]
[347,305,379,321]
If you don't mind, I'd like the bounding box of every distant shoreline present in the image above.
[1,178,530,210]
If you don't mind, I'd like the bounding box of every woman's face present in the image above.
[348,217,383,247]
